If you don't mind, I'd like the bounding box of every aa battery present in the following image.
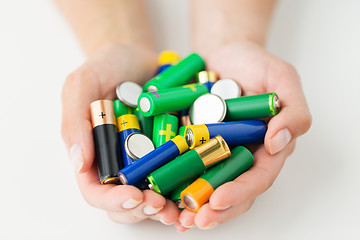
[153,113,179,148]
[168,178,197,209]
[210,78,241,100]
[179,108,191,126]
[185,120,267,149]
[225,93,281,121]
[118,135,188,186]
[144,53,205,92]
[90,100,122,184]
[181,146,254,212]
[157,50,181,74]
[147,136,231,195]
[116,81,143,108]
[189,93,227,124]
[133,107,153,139]
[138,83,209,117]
[116,114,141,168]
[114,100,133,119]
[178,126,187,139]
[124,132,154,161]
[197,70,218,91]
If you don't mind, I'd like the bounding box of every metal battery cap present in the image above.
[210,78,241,100]
[124,132,155,160]
[189,93,227,124]
[116,81,143,108]
[139,97,151,113]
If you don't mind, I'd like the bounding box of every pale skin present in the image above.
[56,0,312,232]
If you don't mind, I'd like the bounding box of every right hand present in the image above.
[61,43,180,225]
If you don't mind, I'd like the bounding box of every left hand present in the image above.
[175,42,312,232]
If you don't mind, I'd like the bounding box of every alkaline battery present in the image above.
[197,71,218,91]
[116,114,142,167]
[118,135,188,186]
[185,120,266,149]
[144,53,205,92]
[124,132,154,161]
[157,50,181,74]
[210,78,241,100]
[90,100,122,184]
[168,178,197,209]
[116,81,143,108]
[114,99,133,119]
[133,107,153,139]
[178,126,187,139]
[181,146,254,212]
[153,112,179,148]
[189,93,227,124]
[225,93,281,121]
[179,108,191,126]
[138,83,209,117]
[147,136,231,195]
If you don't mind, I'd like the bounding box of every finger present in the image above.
[265,61,312,155]
[178,208,196,228]
[107,189,167,224]
[107,211,144,224]
[174,220,190,233]
[209,144,294,210]
[194,199,255,229]
[154,200,181,225]
[61,64,104,173]
[131,190,166,219]
[76,163,144,211]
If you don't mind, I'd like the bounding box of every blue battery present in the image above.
[118,135,189,186]
[197,71,218,91]
[116,114,141,168]
[157,64,172,74]
[184,120,267,149]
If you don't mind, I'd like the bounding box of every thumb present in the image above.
[264,90,311,155]
[61,66,99,173]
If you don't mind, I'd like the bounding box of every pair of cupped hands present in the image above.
[61,41,311,232]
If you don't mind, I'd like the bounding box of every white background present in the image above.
[0,0,359,239]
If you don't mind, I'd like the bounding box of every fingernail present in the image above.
[143,205,163,215]
[199,221,218,230]
[210,204,231,210]
[160,219,175,225]
[70,144,84,173]
[269,128,291,155]
[179,219,195,228]
[122,199,142,209]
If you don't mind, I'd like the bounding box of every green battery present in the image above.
[113,99,133,119]
[168,178,197,209]
[153,113,179,148]
[144,53,206,92]
[138,83,209,117]
[178,126,187,138]
[147,136,231,195]
[180,146,254,212]
[133,107,153,139]
[225,93,281,121]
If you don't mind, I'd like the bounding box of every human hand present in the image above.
[61,44,180,225]
[176,42,312,231]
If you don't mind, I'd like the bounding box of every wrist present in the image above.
[195,39,265,61]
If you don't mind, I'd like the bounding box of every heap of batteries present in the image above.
[90,51,281,212]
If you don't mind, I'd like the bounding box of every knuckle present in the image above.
[61,65,99,100]
[298,111,312,134]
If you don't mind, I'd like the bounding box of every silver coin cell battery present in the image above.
[124,132,155,161]
[189,93,227,124]
[210,78,241,100]
[116,81,143,108]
